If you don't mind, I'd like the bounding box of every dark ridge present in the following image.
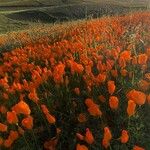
[6,10,58,23]
[6,4,147,24]
[0,5,53,8]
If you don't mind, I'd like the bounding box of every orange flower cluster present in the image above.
[41,105,56,124]
[76,128,94,145]
[0,11,149,149]
[0,123,7,132]
[3,131,19,148]
[76,144,88,150]
[133,145,145,150]
[85,128,95,144]
[109,96,119,110]
[21,116,33,129]
[7,111,18,124]
[85,98,102,117]
[127,100,136,117]
[107,80,116,95]
[102,127,112,148]
[120,130,129,143]
[11,100,31,115]
[127,89,146,105]
[77,113,87,123]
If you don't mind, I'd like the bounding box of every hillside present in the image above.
[0,11,150,150]
[0,0,149,34]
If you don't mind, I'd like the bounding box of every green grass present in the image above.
[0,14,29,34]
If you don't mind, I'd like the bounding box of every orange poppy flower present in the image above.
[118,57,126,68]
[109,96,119,110]
[138,54,148,65]
[53,63,65,84]
[76,133,84,140]
[137,80,149,91]
[13,82,23,92]
[7,111,18,124]
[78,113,87,123]
[18,126,25,135]
[46,113,56,124]
[0,137,3,146]
[107,80,116,95]
[56,128,61,135]
[28,88,39,103]
[0,105,7,114]
[102,138,110,149]
[76,144,88,150]
[85,65,92,75]
[97,73,106,83]
[70,61,84,74]
[44,138,58,150]
[97,61,106,72]
[85,98,95,108]
[41,105,49,115]
[85,128,94,144]
[75,63,84,74]
[120,50,131,62]
[88,104,102,117]
[21,116,33,129]
[106,59,114,71]
[133,145,145,150]
[74,87,80,95]
[111,69,118,78]
[127,100,136,117]
[0,123,7,132]
[147,95,150,104]
[85,98,102,117]
[98,95,106,103]
[102,127,112,148]
[127,89,146,105]
[103,127,112,141]
[12,100,31,115]
[120,130,129,143]
[120,69,128,77]
[111,49,119,59]
[9,130,19,141]
[23,79,29,91]
[3,92,9,100]
[3,139,13,148]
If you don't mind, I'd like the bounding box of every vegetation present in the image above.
[0,11,150,150]
[0,0,149,34]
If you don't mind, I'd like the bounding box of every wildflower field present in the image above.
[0,11,150,150]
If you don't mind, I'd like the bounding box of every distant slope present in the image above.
[0,0,149,34]
[0,0,82,6]
[0,0,149,7]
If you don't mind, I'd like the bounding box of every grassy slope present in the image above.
[0,0,83,6]
[0,0,84,34]
[0,0,149,34]
[0,0,149,7]
[0,11,149,149]
[0,18,85,52]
